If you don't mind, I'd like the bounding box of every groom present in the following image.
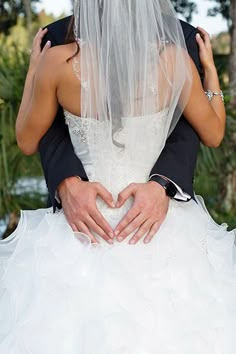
[39,15,203,243]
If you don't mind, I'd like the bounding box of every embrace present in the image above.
[0,1,236,353]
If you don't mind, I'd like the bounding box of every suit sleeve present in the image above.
[149,28,203,199]
[39,31,88,208]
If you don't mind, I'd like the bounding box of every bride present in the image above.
[1,1,235,353]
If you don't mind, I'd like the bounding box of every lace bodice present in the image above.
[64,110,168,197]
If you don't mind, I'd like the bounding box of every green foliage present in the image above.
[194,51,236,230]
[195,116,236,197]
[207,0,231,24]
[212,34,231,55]
[0,10,65,234]
[195,113,236,230]
[0,0,40,34]
[0,39,46,222]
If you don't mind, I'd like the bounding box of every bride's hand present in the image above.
[196,26,215,72]
[114,182,169,244]
[28,28,51,74]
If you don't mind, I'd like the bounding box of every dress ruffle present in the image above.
[0,197,236,354]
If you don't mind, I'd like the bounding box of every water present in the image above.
[0,177,47,239]
[13,177,47,195]
[0,219,7,238]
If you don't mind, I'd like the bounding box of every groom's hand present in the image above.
[58,177,115,244]
[114,182,169,244]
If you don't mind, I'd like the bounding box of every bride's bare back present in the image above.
[15,28,226,156]
[46,43,82,116]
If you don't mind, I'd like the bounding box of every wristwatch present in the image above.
[150,175,177,198]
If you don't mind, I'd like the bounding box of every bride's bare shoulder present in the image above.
[36,42,78,82]
[43,43,77,65]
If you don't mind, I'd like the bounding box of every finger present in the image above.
[33,28,48,49]
[116,183,137,208]
[70,223,79,232]
[39,27,48,37]
[76,221,99,244]
[31,29,49,58]
[95,183,115,208]
[33,28,42,42]
[33,28,46,44]
[129,219,153,245]
[37,29,49,48]
[116,213,146,241]
[86,215,114,244]
[196,33,210,55]
[197,26,209,37]
[90,205,114,238]
[196,27,211,46]
[36,27,48,39]
[114,205,140,238]
[143,221,161,244]
[196,33,205,48]
[41,40,51,56]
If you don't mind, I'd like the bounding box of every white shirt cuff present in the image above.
[149,174,191,201]
[55,191,61,204]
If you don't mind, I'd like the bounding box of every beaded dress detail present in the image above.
[0,111,236,354]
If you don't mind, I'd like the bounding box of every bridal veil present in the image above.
[73,0,192,147]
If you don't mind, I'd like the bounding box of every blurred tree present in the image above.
[171,0,198,22]
[0,40,46,237]
[196,0,236,217]
[229,0,236,108]
[207,0,231,26]
[208,0,236,108]
[210,1,236,214]
[22,0,32,30]
[0,0,40,34]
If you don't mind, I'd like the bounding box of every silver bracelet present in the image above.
[205,89,224,102]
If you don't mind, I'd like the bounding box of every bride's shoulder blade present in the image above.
[41,43,76,70]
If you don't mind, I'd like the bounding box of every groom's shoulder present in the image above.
[179,19,197,40]
[44,16,73,45]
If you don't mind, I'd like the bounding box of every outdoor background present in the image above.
[0,0,235,238]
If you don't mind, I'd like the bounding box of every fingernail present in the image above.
[116,202,120,208]
[144,239,150,244]
[111,201,116,208]
[129,239,136,245]
[115,230,120,236]
[117,236,123,242]
[109,232,114,239]
[108,239,113,245]
[46,40,51,46]
[196,33,200,38]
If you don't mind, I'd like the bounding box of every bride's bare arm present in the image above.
[16,29,115,243]
[182,27,226,148]
[16,29,58,155]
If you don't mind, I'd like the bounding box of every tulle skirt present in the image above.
[0,196,236,354]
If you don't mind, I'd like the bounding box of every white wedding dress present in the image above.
[0,110,236,354]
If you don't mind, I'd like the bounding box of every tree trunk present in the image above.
[23,0,32,29]
[223,169,236,213]
[22,0,33,44]
[229,0,236,109]
[223,1,236,213]
[222,121,236,214]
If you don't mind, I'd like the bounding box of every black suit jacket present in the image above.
[39,16,203,207]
